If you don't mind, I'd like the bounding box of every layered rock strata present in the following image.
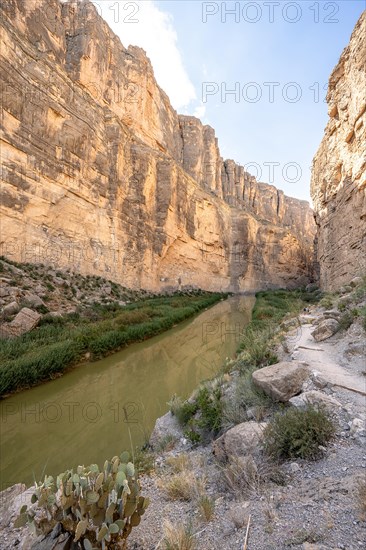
[311,11,366,290]
[0,0,315,292]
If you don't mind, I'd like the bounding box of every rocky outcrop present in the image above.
[311,11,366,291]
[0,0,315,293]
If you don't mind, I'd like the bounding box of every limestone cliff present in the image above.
[311,11,366,291]
[0,0,315,292]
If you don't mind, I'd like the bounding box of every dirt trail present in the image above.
[290,315,366,397]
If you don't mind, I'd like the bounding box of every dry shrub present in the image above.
[161,520,196,550]
[158,471,204,501]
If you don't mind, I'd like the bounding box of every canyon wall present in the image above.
[0,0,315,293]
[311,11,366,291]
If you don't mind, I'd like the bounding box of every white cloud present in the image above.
[91,1,196,110]
[193,103,206,119]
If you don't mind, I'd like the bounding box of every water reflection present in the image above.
[0,295,254,486]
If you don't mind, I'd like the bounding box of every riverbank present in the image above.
[125,280,365,550]
[0,257,226,397]
[2,282,365,549]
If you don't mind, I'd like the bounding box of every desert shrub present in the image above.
[263,406,335,461]
[171,399,198,427]
[319,294,334,309]
[196,383,223,434]
[184,429,202,444]
[338,311,355,331]
[15,452,149,548]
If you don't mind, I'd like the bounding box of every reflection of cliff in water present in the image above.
[0,296,255,486]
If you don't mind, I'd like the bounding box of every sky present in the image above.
[90,0,365,202]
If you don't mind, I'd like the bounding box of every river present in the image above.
[0,295,255,487]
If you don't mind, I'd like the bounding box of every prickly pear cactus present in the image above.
[15,452,150,549]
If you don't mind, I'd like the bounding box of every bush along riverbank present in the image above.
[0,257,226,397]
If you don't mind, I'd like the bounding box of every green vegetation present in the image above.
[169,288,320,441]
[263,406,335,461]
[238,288,316,368]
[0,292,225,396]
[15,452,148,549]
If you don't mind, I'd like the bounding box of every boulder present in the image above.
[212,421,266,462]
[0,287,10,298]
[23,293,45,308]
[6,307,41,336]
[2,301,19,316]
[323,309,341,320]
[149,412,182,450]
[252,361,310,402]
[289,390,342,415]
[311,319,339,342]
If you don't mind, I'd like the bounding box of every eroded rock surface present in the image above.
[0,0,315,293]
[311,11,366,290]
[252,361,310,402]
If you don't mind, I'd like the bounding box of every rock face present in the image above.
[252,361,310,402]
[0,0,315,293]
[311,12,366,291]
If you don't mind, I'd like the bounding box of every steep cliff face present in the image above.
[0,0,315,292]
[311,11,366,291]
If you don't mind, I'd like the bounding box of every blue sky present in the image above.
[92,1,365,202]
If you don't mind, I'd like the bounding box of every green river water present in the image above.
[0,295,254,487]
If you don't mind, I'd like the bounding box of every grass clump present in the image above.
[161,520,196,550]
[222,367,274,429]
[166,453,190,473]
[159,471,200,501]
[263,406,335,461]
[357,478,366,520]
[197,494,215,522]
